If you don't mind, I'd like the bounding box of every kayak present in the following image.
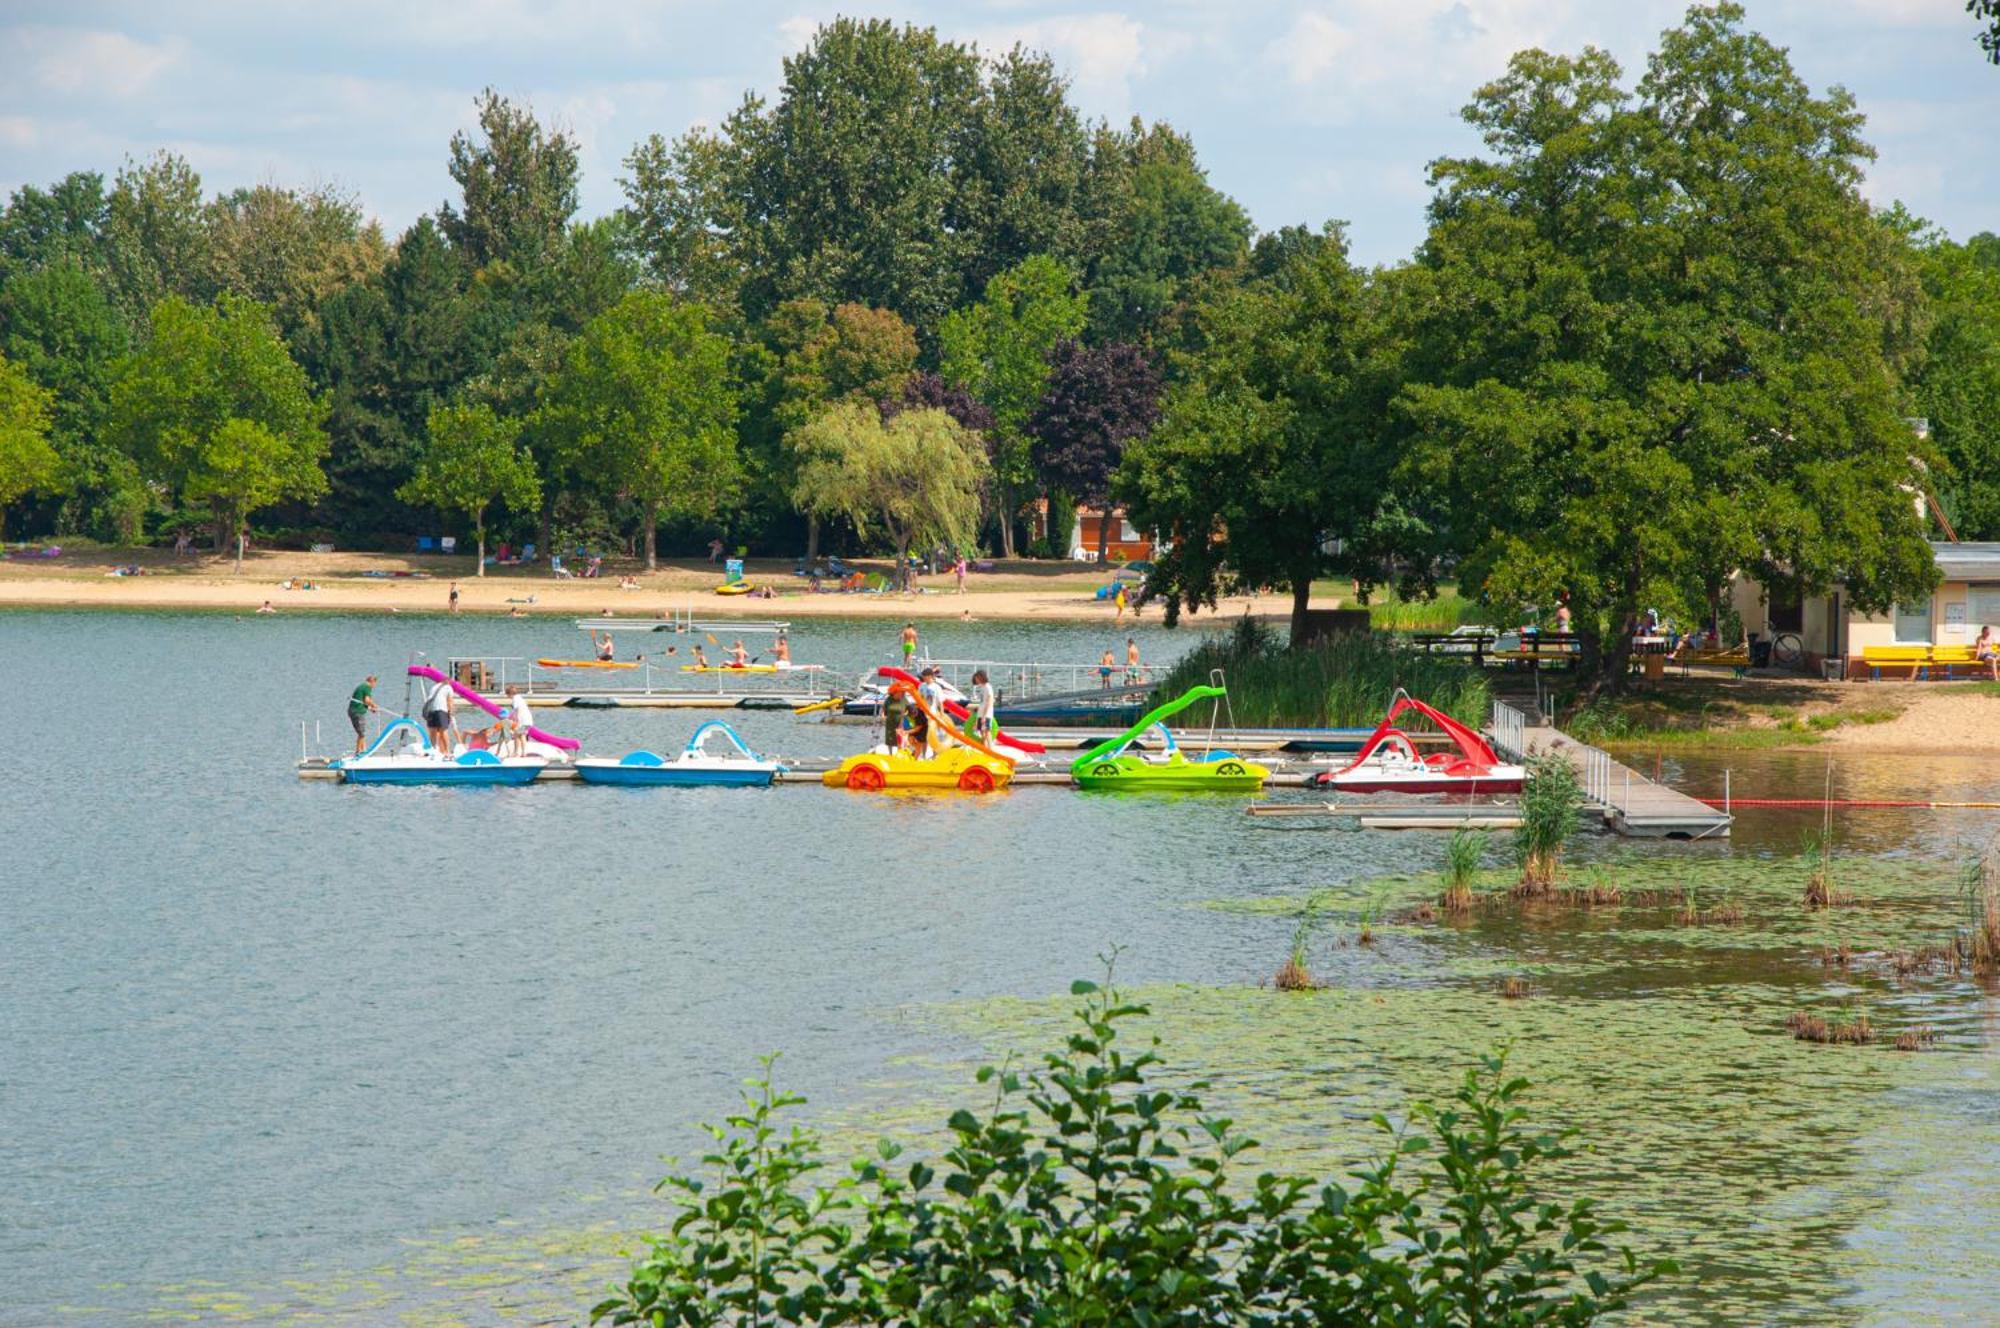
[537,658,639,669]
[715,582,755,596]
[680,663,823,673]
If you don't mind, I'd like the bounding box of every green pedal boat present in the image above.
[1070,685,1270,791]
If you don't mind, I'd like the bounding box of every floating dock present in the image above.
[1489,702,1732,839]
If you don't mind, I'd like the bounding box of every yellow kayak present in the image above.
[715,582,755,596]
[681,664,777,673]
[537,658,639,669]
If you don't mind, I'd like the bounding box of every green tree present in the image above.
[103,151,211,324]
[1121,233,1405,643]
[0,171,111,286]
[439,89,581,273]
[1909,228,2000,537]
[297,217,489,534]
[109,293,328,556]
[938,253,1087,555]
[755,299,920,557]
[791,401,987,589]
[204,183,388,342]
[0,351,60,540]
[537,291,739,569]
[1393,4,1935,686]
[0,257,139,536]
[1084,123,1253,344]
[398,399,540,573]
[1973,0,2000,63]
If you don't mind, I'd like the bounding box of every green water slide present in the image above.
[1070,685,1268,791]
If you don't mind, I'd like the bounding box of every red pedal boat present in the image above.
[1309,693,1524,795]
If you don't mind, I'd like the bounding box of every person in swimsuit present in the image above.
[901,622,918,666]
[1100,648,1116,689]
[727,639,750,667]
[1977,625,1999,681]
[592,629,616,661]
[449,581,460,614]
[772,633,791,665]
[691,643,709,669]
[1125,637,1141,683]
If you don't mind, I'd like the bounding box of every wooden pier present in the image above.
[1490,702,1731,839]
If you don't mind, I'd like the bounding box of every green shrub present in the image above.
[1515,754,1585,891]
[1154,616,1490,729]
[593,977,1670,1326]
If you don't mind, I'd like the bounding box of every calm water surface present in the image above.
[3,610,1998,1325]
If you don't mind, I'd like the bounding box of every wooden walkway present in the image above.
[1497,711,1731,839]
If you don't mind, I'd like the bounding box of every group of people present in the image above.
[1099,638,1142,687]
[344,674,539,757]
[880,665,997,756]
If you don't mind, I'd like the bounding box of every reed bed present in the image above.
[1364,587,1481,632]
[1787,1007,1872,1045]
[1514,755,1584,895]
[1275,908,1321,991]
[1153,616,1490,729]
[1440,828,1486,914]
[1962,841,2000,977]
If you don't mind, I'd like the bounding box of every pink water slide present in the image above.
[406,665,581,751]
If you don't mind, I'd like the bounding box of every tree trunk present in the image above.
[1096,500,1112,565]
[475,508,486,577]
[805,513,820,562]
[234,525,245,574]
[213,501,229,553]
[896,534,911,592]
[644,498,658,572]
[996,484,1017,558]
[1289,577,1312,648]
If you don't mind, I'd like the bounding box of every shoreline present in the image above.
[0,549,1275,625]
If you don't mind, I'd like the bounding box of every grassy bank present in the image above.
[1155,617,1489,728]
[1564,681,1904,750]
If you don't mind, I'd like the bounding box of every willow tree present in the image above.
[791,401,987,590]
[536,291,738,570]
[1394,3,1936,686]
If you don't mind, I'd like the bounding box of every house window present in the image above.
[1118,518,1141,542]
[1893,598,1933,644]
[1970,585,2000,632]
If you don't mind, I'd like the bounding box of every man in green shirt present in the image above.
[347,675,381,754]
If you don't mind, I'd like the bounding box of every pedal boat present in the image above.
[1069,685,1268,792]
[574,721,785,788]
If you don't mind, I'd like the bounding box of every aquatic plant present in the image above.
[1357,888,1388,945]
[1786,1006,1872,1045]
[1276,906,1321,989]
[1892,1026,1938,1052]
[1441,827,1486,914]
[1150,614,1491,729]
[593,976,1670,1326]
[1960,840,2000,977]
[1675,882,1702,927]
[1800,827,1842,909]
[1500,976,1532,999]
[1364,585,1480,632]
[1514,754,1584,894]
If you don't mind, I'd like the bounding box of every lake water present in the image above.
[5,609,1999,1325]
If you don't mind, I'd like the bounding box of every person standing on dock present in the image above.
[1125,638,1141,684]
[422,677,456,754]
[882,682,910,752]
[1100,647,1116,689]
[969,669,996,742]
[900,622,918,667]
[347,675,380,755]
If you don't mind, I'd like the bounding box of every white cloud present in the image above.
[10,27,186,99]
[0,115,39,148]
[979,12,1153,117]
[1265,10,1353,86]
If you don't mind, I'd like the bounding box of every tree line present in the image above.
[3,4,1998,669]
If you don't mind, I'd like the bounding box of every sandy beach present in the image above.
[1818,687,2000,754]
[0,546,1274,624]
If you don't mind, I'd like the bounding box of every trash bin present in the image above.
[1749,638,1772,669]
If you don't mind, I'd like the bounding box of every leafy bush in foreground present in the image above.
[592,977,1670,1326]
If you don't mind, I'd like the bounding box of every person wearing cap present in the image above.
[346,675,381,754]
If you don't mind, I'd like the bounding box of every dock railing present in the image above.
[909,658,1167,703]
[1490,700,1528,760]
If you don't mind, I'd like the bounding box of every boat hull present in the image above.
[1313,772,1524,795]
[339,762,544,786]
[822,750,1012,791]
[1071,752,1269,792]
[575,761,776,788]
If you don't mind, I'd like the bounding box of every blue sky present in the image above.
[3,0,1996,268]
